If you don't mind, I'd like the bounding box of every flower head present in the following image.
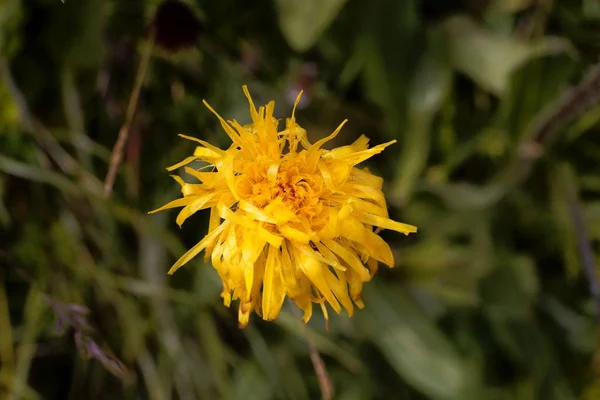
[151,86,417,327]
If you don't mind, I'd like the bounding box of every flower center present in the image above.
[238,158,323,218]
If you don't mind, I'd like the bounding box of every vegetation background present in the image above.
[2,0,600,399]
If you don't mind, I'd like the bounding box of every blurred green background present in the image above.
[2,0,600,399]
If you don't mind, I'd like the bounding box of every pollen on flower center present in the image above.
[239,157,323,219]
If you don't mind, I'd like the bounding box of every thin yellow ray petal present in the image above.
[311,119,348,151]
[175,193,215,226]
[316,208,339,240]
[178,134,225,155]
[280,241,298,292]
[242,85,260,124]
[294,293,313,323]
[238,200,278,224]
[279,224,312,244]
[293,246,341,313]
[313,241,346,271]
[323,135,370,160]
[202,100,243,145]
[367,257,379,277]
[321,239,370,282]
[210,232,226,271]
[339,217,395,267]
[262,245,286,320]
[336,140,397,166]
[344,197,388,217]
[184,167,217,186]
[291,241,339,269]
[347,269,365,309]
[317,162,336,193]
[221,152,240,200]
[238,301,252,328]
[218,203,255,230]
[291,90,303,121]
[240,234,267,299]
[257,225,283,248]
[229,120,259,155]
[170,175,185,187]
[180,183,207,196]
[251,251,267,315]
[351,134,370,149]
[349,167,384,189]
[356,213,418,235]
[208,205,221,233]
[320,302,330,329]
[325,268,354,316]
[347,184,387,208]
[148,197,194,215]
[167,222,229,275]
[166,156,198,171]
[264,101,276,135]
[193,146,220,161]
[263,200,299,224]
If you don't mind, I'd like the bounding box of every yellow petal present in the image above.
[167,222,229,274]
[202,100,243,147]
[279,224,312,244]
[238,200,278,224]
[347,183,387,208]
[317,208,339,240]
[325,268,354,316]
[313,241,345,271]
[321,239,370,282]
[193,146,220,162]
[294,293,313,323]
[179,134,225,156]
[148,197,193,214]
[264,200,299,224]
[322,135,369,160]
[347,269,365,309]
[184,168,218,186]
[218,203,255,230]
[349,167,384,190]
[367,257,379,277]
[293,245,341,313]
[238,301,253,328]
[170,175,186,187]
[175,193,215,227]
[305,120,348,170]
[279,241,298,291]
[262,245,286,320]
[310,119,348,152]
[346,198,388,217]
[339,217,395,267]
[166,156,198,171]
[220,151,240,201]
[356,213,418,235]
[240,232,267,299]
[180,183,207,196]
[242,85,260,125]
[257,225,283,248]
[335,140,396,166]
[317,162,337,193]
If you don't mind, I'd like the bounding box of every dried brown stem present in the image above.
[308,339,334,400]
[104,32,155,198]
[290,304,334,400]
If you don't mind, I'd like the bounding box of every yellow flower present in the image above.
[151,86,417,327]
